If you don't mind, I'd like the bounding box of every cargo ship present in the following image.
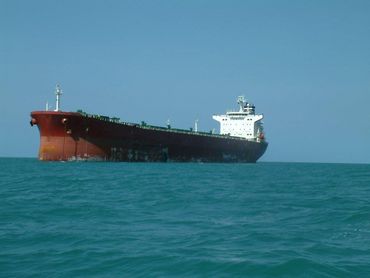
[30,85,268,162]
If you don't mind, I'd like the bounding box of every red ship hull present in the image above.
[30,111,268,162]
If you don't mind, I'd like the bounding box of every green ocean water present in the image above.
[0,158,369,277]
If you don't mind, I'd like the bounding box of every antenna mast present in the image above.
[237,96,246,112]
[55,84,62,111]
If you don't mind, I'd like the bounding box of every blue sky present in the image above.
[1,0,369,163]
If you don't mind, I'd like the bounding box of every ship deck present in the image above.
[78,111,261,143]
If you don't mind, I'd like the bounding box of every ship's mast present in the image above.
[55,84,62,111]
[237,96,246,112]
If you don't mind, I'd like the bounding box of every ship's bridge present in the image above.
[213,96,265,141]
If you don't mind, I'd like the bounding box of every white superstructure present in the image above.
[213,96,265,141]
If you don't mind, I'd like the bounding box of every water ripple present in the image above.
[1,159,370,277]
